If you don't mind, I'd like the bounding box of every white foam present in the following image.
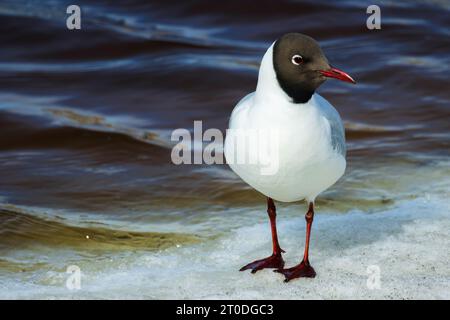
[1,194,449,299]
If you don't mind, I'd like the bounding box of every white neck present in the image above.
[254,43,293,105]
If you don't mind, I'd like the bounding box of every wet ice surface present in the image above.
[2,193,449,300]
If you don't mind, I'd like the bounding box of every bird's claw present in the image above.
[274,260,316,282]
[240,253,285,274]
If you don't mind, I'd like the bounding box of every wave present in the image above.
[0,206,201,252]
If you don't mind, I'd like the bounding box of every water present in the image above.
[0,0,449,299]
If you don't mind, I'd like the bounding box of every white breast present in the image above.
[224,44,346,203]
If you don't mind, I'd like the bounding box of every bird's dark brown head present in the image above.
[273,33,355,104]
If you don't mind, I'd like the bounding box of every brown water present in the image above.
[0,0,449,299]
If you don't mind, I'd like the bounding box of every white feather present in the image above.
[224,43,346,203]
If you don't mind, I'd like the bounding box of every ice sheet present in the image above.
[1,194,448,299]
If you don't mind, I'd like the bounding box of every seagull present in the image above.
[224,33,355,282]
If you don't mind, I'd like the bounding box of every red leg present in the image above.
[240,197,285,273]
[275,202,316,282]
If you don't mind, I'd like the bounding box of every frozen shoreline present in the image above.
[1,194,449,299]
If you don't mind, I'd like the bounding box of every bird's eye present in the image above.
[291,55,304,65]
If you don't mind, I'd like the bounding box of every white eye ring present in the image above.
[291,55,304,65]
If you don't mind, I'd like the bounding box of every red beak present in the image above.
[319,66,356,84]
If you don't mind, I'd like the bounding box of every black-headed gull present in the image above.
[224,33,355,282]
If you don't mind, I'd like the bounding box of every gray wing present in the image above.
[328,113,346,157]
[316,95,346,157]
